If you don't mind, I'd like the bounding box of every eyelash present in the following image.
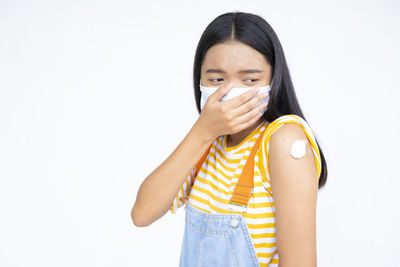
[209,78,259,83]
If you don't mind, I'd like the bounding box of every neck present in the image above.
[226,117,265,147]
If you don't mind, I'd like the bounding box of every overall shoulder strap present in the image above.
[194,143,213,177]
[230,125,269,206]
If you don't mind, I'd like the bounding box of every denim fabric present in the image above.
[179,202,260,267]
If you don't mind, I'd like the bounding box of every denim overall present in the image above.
[178,124,268,267]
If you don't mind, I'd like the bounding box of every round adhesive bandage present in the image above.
[289,139,308,159]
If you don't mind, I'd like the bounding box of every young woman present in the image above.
[131,11,328,267]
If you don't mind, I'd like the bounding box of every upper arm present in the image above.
[169,167,196,214]
[268,123,318,266]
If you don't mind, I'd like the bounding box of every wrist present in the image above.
[191,119,215,145]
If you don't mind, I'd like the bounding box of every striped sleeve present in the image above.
[258,114,322,185]
[169,167,196,214]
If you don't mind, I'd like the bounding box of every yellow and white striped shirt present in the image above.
[170,114,322,266]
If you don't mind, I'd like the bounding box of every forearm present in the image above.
[131,119,213,226]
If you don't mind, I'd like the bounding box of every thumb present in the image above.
[211,83,233,102]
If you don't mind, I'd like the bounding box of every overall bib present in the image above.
[179,124,268,267]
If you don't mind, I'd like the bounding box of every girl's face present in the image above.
[201,40,272,88]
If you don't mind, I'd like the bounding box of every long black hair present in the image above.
[193,11,327,189]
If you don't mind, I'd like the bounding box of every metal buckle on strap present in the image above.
[229,199,248,217]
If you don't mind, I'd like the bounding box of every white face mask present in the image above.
[199,79,271,110]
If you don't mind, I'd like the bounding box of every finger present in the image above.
[209,82,233,102]
[231,90,269,118]
[234,103,268,132]
[223,87,261,110]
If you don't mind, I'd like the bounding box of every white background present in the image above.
[1,0,399,266]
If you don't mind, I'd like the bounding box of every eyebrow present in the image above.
[205,68,264,74]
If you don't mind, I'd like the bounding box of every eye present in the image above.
[244,79,259,83]
[208,78,224,83]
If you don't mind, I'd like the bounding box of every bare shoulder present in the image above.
[269,123,312,157]
[268,122,318,185]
